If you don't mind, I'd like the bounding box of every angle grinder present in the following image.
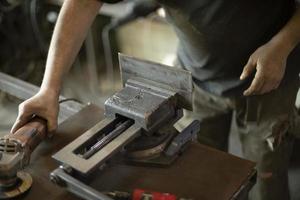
[0,117,47,199]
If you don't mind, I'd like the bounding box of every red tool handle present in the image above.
[5,117,47,153]
[133,189,177,200]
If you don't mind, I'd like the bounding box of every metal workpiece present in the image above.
[118,54,193,110]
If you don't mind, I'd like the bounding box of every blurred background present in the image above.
[0,0,178,103]
[0,0,299,199]
[0,0,178,133]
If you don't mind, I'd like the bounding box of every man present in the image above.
[11,0,300,199]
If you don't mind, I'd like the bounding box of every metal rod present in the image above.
[50,167,114,200]
[0,72,84,123]
[102,24,115,90]
[85,30,100,94]
[82,119,133,159]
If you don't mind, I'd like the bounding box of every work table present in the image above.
[17,104,256,200]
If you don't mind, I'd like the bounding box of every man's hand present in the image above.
[240,41,289,96]
[11,89,59,134]
[10,0,102,134]
[240,4,300,96]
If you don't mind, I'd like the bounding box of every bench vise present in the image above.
[50,54,200,200]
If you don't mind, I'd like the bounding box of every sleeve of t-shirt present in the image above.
[100,0,123,3]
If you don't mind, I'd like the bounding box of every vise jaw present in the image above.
[105,54,193,134]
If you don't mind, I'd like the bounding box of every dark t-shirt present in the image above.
[102,0,297,96]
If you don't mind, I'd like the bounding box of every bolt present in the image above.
[49,174,65,187]
[60,164,72,174]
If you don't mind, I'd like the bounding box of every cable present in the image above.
[29,0,47,55]
[59,98,83,104]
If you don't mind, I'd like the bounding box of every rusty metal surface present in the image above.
[6,104,255,200]
[0,72,84,123]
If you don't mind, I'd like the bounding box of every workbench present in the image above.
[15,104,256,200]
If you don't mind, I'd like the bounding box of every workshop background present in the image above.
[0,0,299,199]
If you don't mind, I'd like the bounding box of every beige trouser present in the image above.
[176,76,299,200]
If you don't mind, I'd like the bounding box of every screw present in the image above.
[50,174,65,187]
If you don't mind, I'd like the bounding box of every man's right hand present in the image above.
[10,0,102,134]
[11,89,59,134]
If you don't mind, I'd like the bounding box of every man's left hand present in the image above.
[240,41,289,96]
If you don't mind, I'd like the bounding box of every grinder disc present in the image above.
[0,171,32,199]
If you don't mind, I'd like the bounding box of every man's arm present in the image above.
[240,6,300,96]
[41,0,102,95]
[11,0,102,133]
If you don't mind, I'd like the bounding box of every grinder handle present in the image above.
[6,117,48,154]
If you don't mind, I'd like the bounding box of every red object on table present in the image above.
[133,189,177,200]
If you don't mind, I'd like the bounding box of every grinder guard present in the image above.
[0,117,47,199]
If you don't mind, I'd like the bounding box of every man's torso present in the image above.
[102,0,297,96]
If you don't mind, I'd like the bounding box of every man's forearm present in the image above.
[41,0,102,95]
[269,5,300,56]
